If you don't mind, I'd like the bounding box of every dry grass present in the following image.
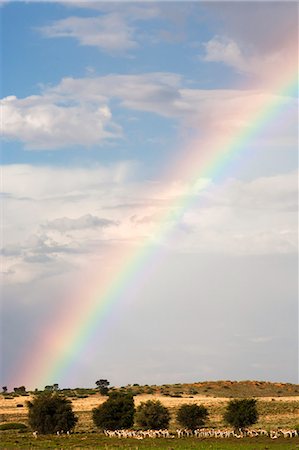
[1,391,298,431]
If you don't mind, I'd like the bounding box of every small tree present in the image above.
[44,385,54,392]
[2,386,7,393]
[92,391,134,430]
[27,393,78,434]
[95,379,110,395]
[176,403,209,430]
[14,386,26,394]
[223,398,258,430]
[135,400,170,430]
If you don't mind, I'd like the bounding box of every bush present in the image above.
[223,398,258,430]
[92,392,135,430]
[0,422,28,431]
[176,404,209,430]
[135,400,170,430]
[27,393,78,434]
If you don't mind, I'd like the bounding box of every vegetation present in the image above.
[3,380,296,398]
[13,386,26,394]
[0,433,296,449]
[44,384,59,392]
[0,422,27,430]
[176,403,209,430]
[224,398,258,430]
[136,400,170,429]
[27,393,78,434]
[0,380,298,442]
[92,391,134,430]
[95,379,110,395]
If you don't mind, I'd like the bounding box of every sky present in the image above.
[0,1,298,390]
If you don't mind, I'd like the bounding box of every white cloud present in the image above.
[203,36,248,73]
[1,95,120,149]
[42,214,119,232]
[200,3,297,80]
[39,14,137,53]
[38,2,190,52]
[203,2,297,56]
[2,73,297,150]
[201,32,297,81]
[32,1,298,80]
[169,173,298,256]
[2,163,297,285]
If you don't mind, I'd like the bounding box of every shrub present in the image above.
[27,393,78,434]
[223,398,258,430]
[135,400,170,430]
[176,404,209,430]
[145,387,154,394]
[92,392,135,430]
[0,422,28,431]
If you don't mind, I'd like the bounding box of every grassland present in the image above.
[1,432,299,449]
[1,381,298,448]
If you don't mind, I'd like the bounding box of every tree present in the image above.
[27,393,78,434]
[223,398,258,430]
[95,379,110,396]
[135,400,170,429]
[176,403,209,430]
[92,391,134,430]
[44,385,54,392]
[2,386,7,393]
[44,384,59,392]
[14,386,26,394]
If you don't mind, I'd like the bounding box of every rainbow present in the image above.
[12,69,298,390]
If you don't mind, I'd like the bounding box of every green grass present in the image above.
[0,432,298,449]
[0,422,28,430]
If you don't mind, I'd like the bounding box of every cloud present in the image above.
[249,336,275,344]
[2,163,297,285]
[2,73,297,150]
[50,73,182,114]
[200,3,297,80]
[201,34,296,80]
[1,95,120,149]
[1,161,297,387]
[203,2,297,56]
[38,2,192,52]
[203,36,248,73]
[43,214,119,232]
[39,14,137,53]
[170,172,298,256]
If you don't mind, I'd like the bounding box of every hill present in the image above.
[105,380,299,399]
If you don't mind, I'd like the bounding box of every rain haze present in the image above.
[1,1,298,390]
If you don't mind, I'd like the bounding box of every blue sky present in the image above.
[1,1,298,389]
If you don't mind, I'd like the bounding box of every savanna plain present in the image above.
[1,381,298,449]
